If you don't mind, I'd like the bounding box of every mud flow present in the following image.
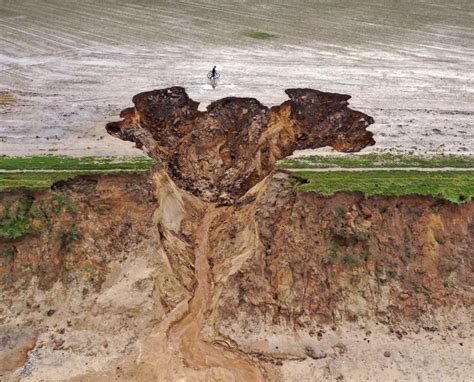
[169,205,264,381]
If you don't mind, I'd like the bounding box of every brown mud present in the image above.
[169,205,265,381]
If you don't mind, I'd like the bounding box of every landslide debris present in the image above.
[2,88,472,381]
[107,87,374,203]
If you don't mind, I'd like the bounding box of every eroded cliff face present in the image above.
[1,172,472,381]
[106,87,374,203]
[210,174,473,331]
[1,89,472,381]
[0,173,205,380]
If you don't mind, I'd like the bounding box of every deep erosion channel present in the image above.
[168,205,265,381]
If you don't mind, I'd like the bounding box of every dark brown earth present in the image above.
[106,87,374,203]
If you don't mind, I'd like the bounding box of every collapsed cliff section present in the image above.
[210,173,474,330]
[2,87,472,381]
[106,87,374,203]
[95,88,472,381]
[205,174,473,380]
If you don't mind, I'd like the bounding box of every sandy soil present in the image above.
[0,0,473,157]
[229,319,474,381]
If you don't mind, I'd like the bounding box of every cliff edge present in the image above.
[106,87,374,203]
[1,89,471,381]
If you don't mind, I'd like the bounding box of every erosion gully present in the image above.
[168,204,265,381]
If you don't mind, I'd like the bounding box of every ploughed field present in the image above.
[1,0,473,156]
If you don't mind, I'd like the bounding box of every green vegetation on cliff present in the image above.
[0,196,35,240]
[0,192,83,289]
[292,171,474,204]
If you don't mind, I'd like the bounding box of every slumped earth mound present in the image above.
[1,88,472,381]
[106,87,375,203]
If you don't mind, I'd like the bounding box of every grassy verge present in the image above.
[0,172,115,192]
[0,155,155,171]
[291,171,474,204]
[278,153,474,169]
[0,155,156,192]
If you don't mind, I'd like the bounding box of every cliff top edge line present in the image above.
[106,87,375,203]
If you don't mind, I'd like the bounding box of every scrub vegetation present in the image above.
[0,193,79,242]
[0,196,35,240]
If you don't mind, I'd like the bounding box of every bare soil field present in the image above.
[0,0,473,157]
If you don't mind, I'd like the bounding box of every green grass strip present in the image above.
[278,153,474,169]
[0,171,144,192]
[292,171,474,204]
[0,155,155,171]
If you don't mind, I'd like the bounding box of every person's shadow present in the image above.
[210,79,218,89]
